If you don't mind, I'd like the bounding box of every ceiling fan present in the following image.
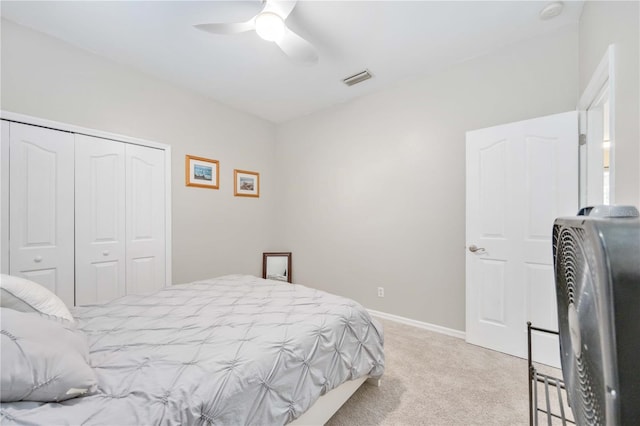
[195,0,319,64]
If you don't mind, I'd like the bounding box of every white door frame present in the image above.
[0,111,172,285]
[578,45,616,207]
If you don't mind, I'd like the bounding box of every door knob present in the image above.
[34,256,43,263]
[468,244,486,253]
[102,251,110,256]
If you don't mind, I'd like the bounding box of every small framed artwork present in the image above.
[234,169,260,198]
[263,252,292,283]
[185,155,219,189]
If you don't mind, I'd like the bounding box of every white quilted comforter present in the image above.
[1,275,385,425]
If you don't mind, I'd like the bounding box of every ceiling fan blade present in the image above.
[194,20,255,35]
[275,27,318,64]
[263,0,297,20]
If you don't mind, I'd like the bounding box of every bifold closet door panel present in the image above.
[1,121,9,274]
[126,144,166,294]
[9,122,75,306]
[75,134,126,305]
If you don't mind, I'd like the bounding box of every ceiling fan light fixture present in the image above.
[194,0,319,64]
[255,12,285,42]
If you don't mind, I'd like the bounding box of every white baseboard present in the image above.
[367,309,466,340]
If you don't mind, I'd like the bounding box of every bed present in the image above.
[1,275,384,425]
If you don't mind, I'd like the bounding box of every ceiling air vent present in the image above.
[342,69,373,87]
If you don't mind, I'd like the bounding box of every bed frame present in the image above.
[290,377,380,425]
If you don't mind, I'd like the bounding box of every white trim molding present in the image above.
[367,309,466,340]
[0,110,169,150]
[578,44,615,113]
[577,44,616,206]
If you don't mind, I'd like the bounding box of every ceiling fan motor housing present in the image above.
[553,211,640,425]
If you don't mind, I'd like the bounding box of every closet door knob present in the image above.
[34,256,43,263]
[102,251,110,256]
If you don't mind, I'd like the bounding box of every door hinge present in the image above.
[579,134,587,146]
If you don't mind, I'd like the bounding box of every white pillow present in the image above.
[0,274,74,322]
[0,308,97,402]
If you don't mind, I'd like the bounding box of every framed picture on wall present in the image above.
[234,169,260,198]
[185,155,219,189]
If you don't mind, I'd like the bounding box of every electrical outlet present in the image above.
[377,287,384,297]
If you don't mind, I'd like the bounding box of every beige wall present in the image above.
[7,8,635,333]
[275,27,579,331]
[579,1,640,207]
[1,19,278,284]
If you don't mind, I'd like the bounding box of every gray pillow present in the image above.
[0,274,74,322]
[0,308,97,402]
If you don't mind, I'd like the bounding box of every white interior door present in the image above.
[75,134,126,305]
[126,144,166,294]
[8,122,75,306]
[466,111,578,367]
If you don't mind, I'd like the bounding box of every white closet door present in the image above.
[9,122,75,306]
[126,144,166,294]
[1,121,9,273]
[75,135,126,305]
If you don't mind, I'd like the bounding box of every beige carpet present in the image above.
[326,318,550,426]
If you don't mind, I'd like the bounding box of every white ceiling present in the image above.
[1,1,583,123]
